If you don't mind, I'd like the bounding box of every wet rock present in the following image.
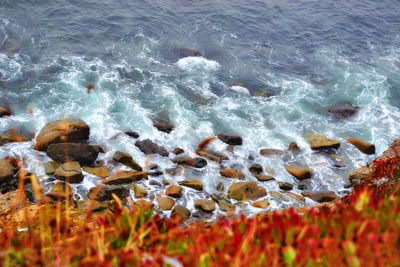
[0,106,11,117]
[171,205,191,220]
[347,137,375,155]
[124,131,139,138]
[195,200,215,212]
[253,91,274,98]
[153,119,174,134]
[166,166,183,176]
[135,139,169,157]
[349,166,374,185]
[102,171,147,185]
[305,133,340,150]
[0,129,34,146]
[269,191,305,203]
[54,162,84,183]
[327,101,358,120]
[158,197,175,210]
[178,179,203,191]
[344,183,353,189]
[285,163,312,180]
[278,182,293,191]
[288,142,301,153]
[302,191,339,203]
[260,148,286,156]
[134,200,154,210]
[133,184,147,198]
[149,164,158,170]
[88,185,130,202]
[0,39,22,56]
[149,180,162,187]
[254,174,275,182]
[196,150,228,163]
[252,199,270,209]
[77,200,108,213]
[179,49,201,58]
[46,143,100,166]
[45,161,60,175]
[165,185,182,198]
[211,193,235,212]
[83,166,109,178]
[113,151,142,171]
[148,170,163,176]
[220,169,245,179]
[162,178,171,185]
[216,183,224,192]
[297,182,308,190]
[0,158,13,183]
[333,162,346,168]
[248,154,255,161]
[249,164,263,175]
[228,181,267,201]
[172,156,207,168]
[173,148,185,155]
[35,118,90,151]
[217,133,242,146]
[46,182,73,202]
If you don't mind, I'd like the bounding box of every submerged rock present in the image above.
[178,179,203,191]
[35,118,90,151]
[54,162,84,183]
[153,119,174,134]
[0,106,11,117]
[113,151,142,171]
[46,143,100,166]
[220,169,245,179]
[260,148,286,156]
[0,129,34,146]
[285,163,312,180]
[135,139,169,157]
[228,181,267,201]
[347,137,375,155]
[217,133,243,146]
[305,133,340,150]
[327,101,358,120]
[172,156,207,168]
[158,197,175,210]
[124,131,139,138]
[302,191,339,203]
[195,200,215,212]
[0,39,22,56]
[88,185,130,202]
[178,48,201,58]
[102,171,147,185]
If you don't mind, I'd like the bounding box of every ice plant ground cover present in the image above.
[1,159,400,266]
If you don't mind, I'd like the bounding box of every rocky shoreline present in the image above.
[0,106,389,221]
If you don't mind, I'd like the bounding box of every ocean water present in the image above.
[1,0,400,216]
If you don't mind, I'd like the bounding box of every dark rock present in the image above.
[288,142,301,153]
[178,179,203,190]
[102,171,147,185]
[249,164,263,175]
[278,182,293,191]
[165,166,183,176]
[0,106,11,117]
[216,183,224,192]
[124,131,139,138]
[35,118,90,151]
[148,170,163,176]
[172,156,207,168]
[153,119,174,134]
[54,162,84,183]
[113,151,142,171]
[248,154,255,161]
[135,139,169,157]
[196,150,228,163]
[0,158,13,183]
[165,185,182,198]
[228,181,267,201]
[88,185,130,202]
[149,180,162,187]
[297,183,308,190]
[302,191,339,203]
[149,164,158,170]
[327,101,358,120]
[217,133,243,146]
[195,200,215,212]
[260,149,286,156]
[0,129,33,146]
[179,49,201,58]
[173,148,185,155]
[46,143,100,166]
[347,137,375,155]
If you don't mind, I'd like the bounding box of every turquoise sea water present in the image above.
[1,0,400,214]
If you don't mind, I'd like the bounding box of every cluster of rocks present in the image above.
[0,112,380,220]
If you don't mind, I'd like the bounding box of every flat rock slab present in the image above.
[254,174,276,182]
[220,169,245,179]
[54,161,84,183]
[83,166,109,178]
[285,163,312,180]
[88,185,130,202]
[302,191,339,203]
[228,181,267,201]
[47,143,100,166]
[135,139,169,157]
[260,148,286,156]
[217,133,243,146]
[0,129,34,146]
[305,133,340,150]
[178,179,203,190]
[172,156,207,168]
[102,171,147,185]
[347,137,375,154]
[113,151,142,171]
[196,150,228,163]
[35,118,90,151]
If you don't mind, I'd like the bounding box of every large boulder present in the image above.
[46,143,100,165]
[102,171,147,185]
[54,161,84,183]
[347,137,375,155]
[135,139,169,157]
[285,163,312,180]
[217,133,243,146]
[327,101,358,120]
[0,106,11,117]
[0,129,34,146]
[88,185,130,202]
[35,118,90,151]
[305,133,340,150]
[228,181,267,201]
[153,119,174,134]
[0,158,13,183]
[113,151,142,171]
[172,156,207,168]
[349,166,374,185]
